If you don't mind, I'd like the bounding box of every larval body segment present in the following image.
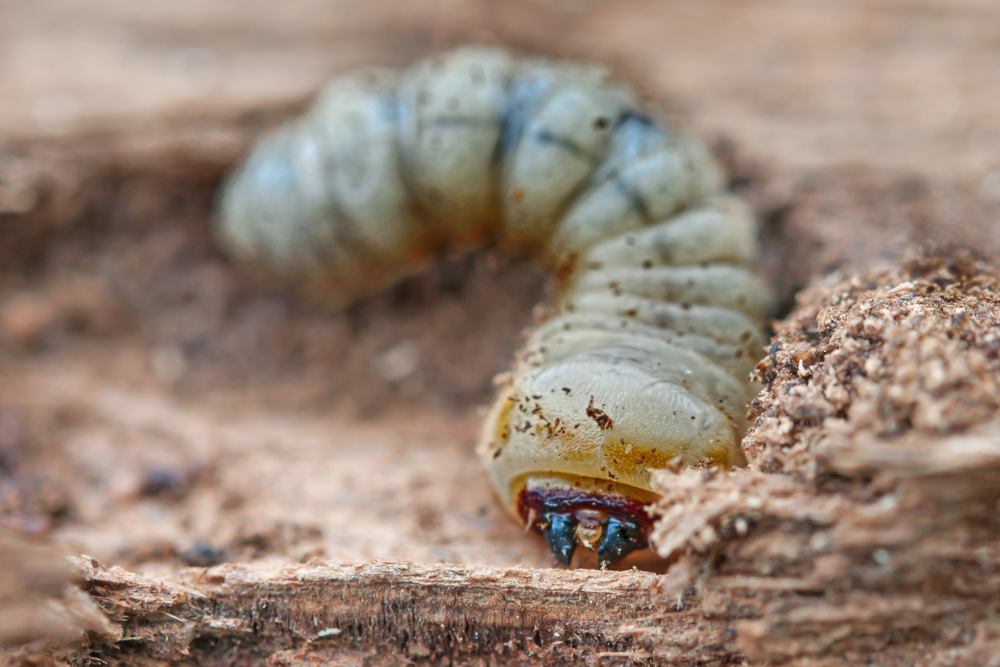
[483,345,744,508]
[524,311,759,381]
[396,47,515,247]
[308,70,427,267]
[545,118,724,265]
[499,61,638,249]
[577,196,760,271]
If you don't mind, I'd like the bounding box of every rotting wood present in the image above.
[0,108,291,273]
[69,557,676,666]
[2,2,1000,666]
[1,172,998,667]
[641,257,1000,666]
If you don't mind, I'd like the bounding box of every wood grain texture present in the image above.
[75,557,669,665]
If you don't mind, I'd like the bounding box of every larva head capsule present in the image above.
[515,474,658,567]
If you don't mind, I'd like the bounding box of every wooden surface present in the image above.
[74,557,668,665]
[1,0,1000,664]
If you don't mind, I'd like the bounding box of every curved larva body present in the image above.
[215,46,773,567]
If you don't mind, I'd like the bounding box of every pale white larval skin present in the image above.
[216,68,430,291]
[213,45,773,520]
[396,47,515,248]
[498,60,637,249]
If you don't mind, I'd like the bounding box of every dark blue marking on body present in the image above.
[425,116,503,129]
[611,173,653,223]
[529,128,603,164]
[618,110,657,129]
[494,71,556,164]
[567,111,666,199]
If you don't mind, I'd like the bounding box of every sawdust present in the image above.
[749,253,1000,474]
[646,256,1000,665]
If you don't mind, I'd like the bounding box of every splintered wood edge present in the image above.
[73,557,683,664]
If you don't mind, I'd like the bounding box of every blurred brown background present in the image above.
[3,0,999,176]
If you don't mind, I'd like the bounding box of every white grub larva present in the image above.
[214,46,773,568]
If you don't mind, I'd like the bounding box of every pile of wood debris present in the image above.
[647,254,1000,665]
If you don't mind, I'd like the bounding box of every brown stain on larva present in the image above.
[586,397,613,431]
[544,431,601,464]
[493,393,516,450]
[604,439,674,478]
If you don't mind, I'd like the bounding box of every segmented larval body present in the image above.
[214,46,772,567]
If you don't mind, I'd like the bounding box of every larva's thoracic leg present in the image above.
[517,478,656,568]
[598,515,646,568]
[213,46,773,568]
[541,511,577,566]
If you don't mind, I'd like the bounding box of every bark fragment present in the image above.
[67,558,673,666]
